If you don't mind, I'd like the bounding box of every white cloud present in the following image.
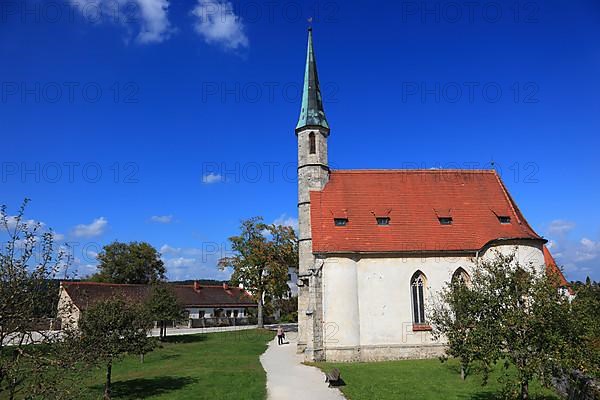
[166,257,196,268]
[69,0,172,44]
[202,172,223,184]
[547,219,576,236]
[273,214,298,230]
[68,257,98,279]
[191,0,249,50]
[136,0,173,43]
[159,243,232,281]
[4,216,44,230]
[160,244,181,254]
[575,238,600,262]
[72,217,108,238]
[545,227,600,281]
[150,215,173,223]
[3,215,64,242]
[52,232,65,241]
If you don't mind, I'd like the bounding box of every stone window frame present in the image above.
[410,270,430,330]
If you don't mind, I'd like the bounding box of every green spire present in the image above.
[296,27,329,132]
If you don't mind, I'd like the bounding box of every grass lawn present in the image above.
[313,358,561,400]
[79,329,273,400]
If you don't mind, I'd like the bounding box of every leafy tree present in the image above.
[145,284,183,341]
[218,217,298,327]
[274,296,298,323]
[0,200,81,399]
[430,251,586,399]
[91,241,166,284]
[429,276,479,380]
[571,278,600,377]
[77,298,155,400]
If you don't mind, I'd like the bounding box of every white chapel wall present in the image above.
[320,242,546,361]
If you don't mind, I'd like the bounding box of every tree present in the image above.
[430,251,585,399]
[571,279,600,377]
[91,241,166,284]
[0,200,81,399]
[218,217,298,328]
[429,276,480,380]
[145,284,183,341]
[77,298,155,400]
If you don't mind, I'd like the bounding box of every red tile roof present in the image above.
[543,246,573,294]
[61,281,256,311]
[310,170,544,253]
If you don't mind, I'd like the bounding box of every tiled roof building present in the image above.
[58,281,256,328]
[295,29,569,362]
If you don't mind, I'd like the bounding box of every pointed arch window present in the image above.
[411,271,427,325]
[309,132,316,154]
[451,268,471,287]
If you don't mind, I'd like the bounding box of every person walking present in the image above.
[277,325,285,345]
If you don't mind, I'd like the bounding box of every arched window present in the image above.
[451,268,471,287]
[309,132,316,154]
[411,271,427,325]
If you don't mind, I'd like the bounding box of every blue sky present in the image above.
[1,0,599,281]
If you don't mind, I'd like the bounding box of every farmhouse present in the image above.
[295,28,570,362]
[58,281,256,328]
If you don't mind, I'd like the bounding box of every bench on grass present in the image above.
[325,368,342,387]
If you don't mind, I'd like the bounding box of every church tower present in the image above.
[296,27,329,361]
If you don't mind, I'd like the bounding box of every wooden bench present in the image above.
[325,368,342,387]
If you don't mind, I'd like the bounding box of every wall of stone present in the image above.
[297,127,330,359]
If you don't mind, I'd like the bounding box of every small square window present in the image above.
[376,217,390,225]
[334,218,348,226]
[438,217,453,225]
[498,216,511,224]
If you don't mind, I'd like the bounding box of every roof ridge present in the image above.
[61,281,148,287]
[493,171,541,239]
[331,169,497,174]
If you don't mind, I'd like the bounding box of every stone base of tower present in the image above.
[296,285,309,354]
[296,269,326,362]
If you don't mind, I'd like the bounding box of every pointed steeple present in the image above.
[296,27,330,133]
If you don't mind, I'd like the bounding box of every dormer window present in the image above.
[438,217,453,225]
[376,217,390,226]
[498,216,511,224]
[334,218,348,226]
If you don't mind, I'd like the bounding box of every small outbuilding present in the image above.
[57,281,257,328]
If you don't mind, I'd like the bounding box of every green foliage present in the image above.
[274,296,298,323]
[145,284,184,340]
[218,217,298,327]
[0,200,82,399]
[430,251,587,399]
[77,298,156,399]
[91,241,166,284]
[571,279,600,377]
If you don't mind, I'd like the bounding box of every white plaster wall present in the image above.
[185,307,246,319]
[321,243,546,353]
[355,255,475,347]
[322,257,361,348]
[480,242,545,271]
[57,287,80,329]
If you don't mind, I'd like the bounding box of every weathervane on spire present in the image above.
[307,17,313,30]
